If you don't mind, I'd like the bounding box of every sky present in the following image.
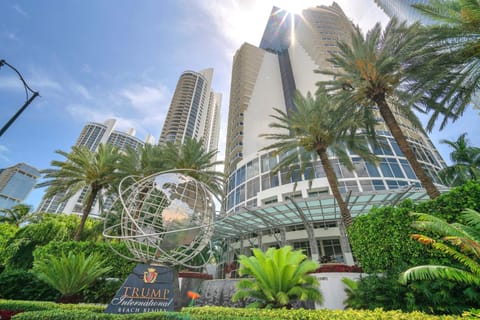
[1,0,479,209]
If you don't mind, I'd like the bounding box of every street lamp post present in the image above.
[0,59,40,137]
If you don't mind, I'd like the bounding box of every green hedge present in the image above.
[0,300,105,312]
[0,270,60,301]
[11,309,193,320]
[2,301,469,319]
[185,306,464,319]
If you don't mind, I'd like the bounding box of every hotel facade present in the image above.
[216,4,446,264]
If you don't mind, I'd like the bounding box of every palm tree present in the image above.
[400,209,480,286]
[317,19,442,199]
[161,138,225,199]
[38,143,121,241]
[232,246,322,309]
[438,133,480,186]
[115,144,166,184]
[261,90,377,228]
[406,0,480,129]
[33,251,112,303]
[0,204,35,227]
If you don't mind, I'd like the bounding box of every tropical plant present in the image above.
[0,204,36,227]
[33,251,112,303]
[316,19,441,199]
[160,138,224,199]
[406,0,480,129]
[114,144,167,186]
[438,133,480,186]
[260,90,377,228]
[38,143,122,240]
[400,208,480,287]
[231,246,322,309]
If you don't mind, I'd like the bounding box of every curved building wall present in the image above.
[222,4,446,264]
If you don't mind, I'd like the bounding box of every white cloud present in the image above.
[29,73,62,92]
[12,4,28,17]
[71,83,92,100]
[0,145,10,162]
[0,76,25,91]
[121,84,169,110]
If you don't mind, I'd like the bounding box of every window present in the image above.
[353,158,369,177]
[360,180,374,192]
[246,177,260,199]
[314,161,326,178]
[293,241,312,257]
[236,166,246,185]
[400,159,416,179]
[372,179,386,190]
[366,162,380,177]
[263,197,278,205]
[389,138,404,156]
[320,239,344,263]
[261,153,278,172]
[246,159,260,180]
[261,173,279,190]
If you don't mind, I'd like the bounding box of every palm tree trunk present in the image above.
[317,150,353,228]
[74,187,98,241]
[376,99,440,199]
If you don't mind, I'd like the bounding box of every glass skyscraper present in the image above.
[37,119,154,215]
[0,162,40,210]
[374,0,435,25]
[159,68,222,154]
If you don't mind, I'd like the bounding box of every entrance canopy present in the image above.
[213,187,444,241]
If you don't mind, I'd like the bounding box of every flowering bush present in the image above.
[314,264,362,273]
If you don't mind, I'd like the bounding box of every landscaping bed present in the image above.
[0,300,471,319]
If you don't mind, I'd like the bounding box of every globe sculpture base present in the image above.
[106,264,178,314]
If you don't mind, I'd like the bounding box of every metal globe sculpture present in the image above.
[103,171,215,268]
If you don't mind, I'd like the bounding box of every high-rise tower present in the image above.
[0,163,40,210]
[159,68,222,153]
[37,119,154,215]
[219,4,446,264]
[374,0,434,25]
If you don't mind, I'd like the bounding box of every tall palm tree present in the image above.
[38,143,121,241]
[160,138,224,199]
[0,204,35,227]
[232,246,322,309]
[406,0,480,129]
[114,144,167,191]
[400,209,480,286]
[317,19,441,199]
[261,90,377,228]
[438,133,480,186]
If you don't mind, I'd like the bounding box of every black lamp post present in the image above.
[0,59,40,137]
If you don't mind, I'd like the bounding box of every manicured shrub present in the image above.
[185,306,463,319]
[348,200,441,274]
[0,270,60,301]
[3,214,100,270]
[346,181,480,314]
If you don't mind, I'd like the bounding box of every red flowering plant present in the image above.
[187,290,200,307]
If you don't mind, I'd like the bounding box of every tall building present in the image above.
[0,163,40,210]
[37,119,154,215]
[218,4,446,264]
[374,0,435,25]
[159,68,222,153]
